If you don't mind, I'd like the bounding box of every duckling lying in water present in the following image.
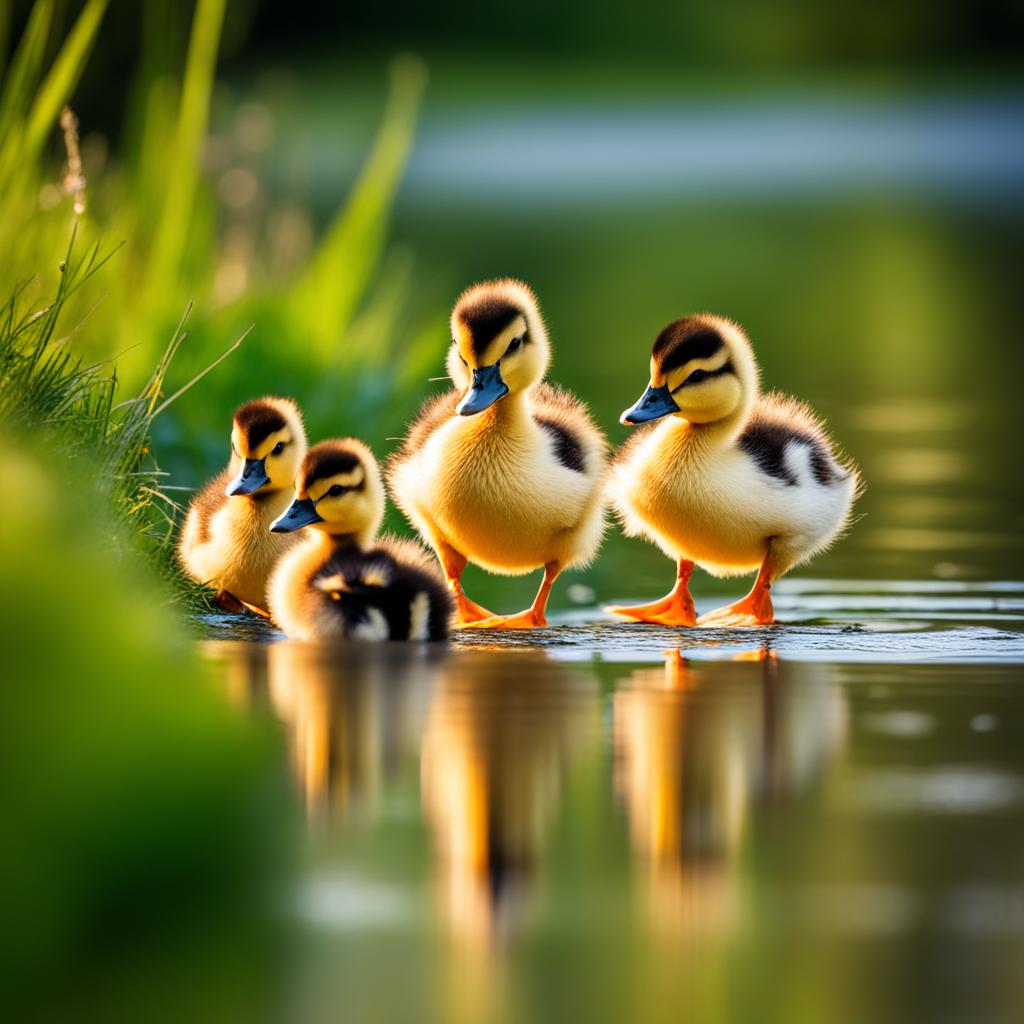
[177,396,307,615]
[268,439,453,642]
[387,279,608,629]
[607,315,860,626]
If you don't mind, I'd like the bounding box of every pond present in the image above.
[202,578,1024,1024]
[198,77,1024,1020]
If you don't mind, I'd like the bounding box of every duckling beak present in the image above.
[270,497,323,533]
[456,363,509,416]
[620,383,679,425]
[225,457,271,496]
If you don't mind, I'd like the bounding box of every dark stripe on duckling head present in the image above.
[652,320,725,374]
[302,450,365,489]
[670,360,735,394]
[536,416,586,473]
[233,400,288,448]
[456,295,524,357]
[739,422,846,487]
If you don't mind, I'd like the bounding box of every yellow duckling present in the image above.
[387,279,607,629]
[607,315,860,626]
[267,439,453,642]
[177,396,307,614]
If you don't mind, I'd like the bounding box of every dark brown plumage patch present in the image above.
[301,449,364,489]
[739,421,845,487]
[455,295,524,357]
[536,415,586,473]
[652,319,725,374]
[234,400,288,449]
[313,543,453,641]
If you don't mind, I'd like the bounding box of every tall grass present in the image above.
[0,229,249,606]
[0,1,437,578]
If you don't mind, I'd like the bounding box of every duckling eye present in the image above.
[686,368,708,385]
[327,484,345,497]
[271,441,286,456]
[505,336,522,355]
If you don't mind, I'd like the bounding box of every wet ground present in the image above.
[202,578,1024,1024]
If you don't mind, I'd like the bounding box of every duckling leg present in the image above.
[215,590,247,614]
[460,561,561,630]
[604,560,697,626]
[438,540,497,625]
[698,550,775,627]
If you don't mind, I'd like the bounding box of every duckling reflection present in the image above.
[613,649,847,933]
[264,642,439,819]
[420,650,599,942]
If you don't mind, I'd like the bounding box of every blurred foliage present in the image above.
[0,438,289,1020]
[1,0,433,491]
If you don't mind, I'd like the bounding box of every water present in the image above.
[201,579,1024,1024]
[206,76,1024,1019]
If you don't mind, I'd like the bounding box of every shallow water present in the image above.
[203,579,1024,1023]
[205,74,1024,1020]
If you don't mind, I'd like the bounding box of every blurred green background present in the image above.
[3,0,1023,608]
[2,2,1023,1020]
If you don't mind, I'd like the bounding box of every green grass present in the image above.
[0,1,436,600]
[0,230,250,606]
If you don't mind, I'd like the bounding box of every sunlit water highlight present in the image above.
[201,575,1024,1024]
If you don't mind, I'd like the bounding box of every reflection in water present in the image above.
[613,650,847,933]
[265,643,441,818]
[233,642,439,818]
[421,650,599,944]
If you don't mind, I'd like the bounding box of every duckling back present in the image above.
[270,535,453,643]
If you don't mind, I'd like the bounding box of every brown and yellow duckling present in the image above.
[387,279,608,629]
[177,396,307,615]
[607,315,860,626]
[267,439,452,642]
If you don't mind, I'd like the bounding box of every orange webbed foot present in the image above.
[605,592,696,627]
[454,592,497,626]
[697,590,774,628]
[458,608,548,630]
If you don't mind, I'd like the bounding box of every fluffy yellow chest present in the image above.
[624,422,771,569]
[418,405,590,571]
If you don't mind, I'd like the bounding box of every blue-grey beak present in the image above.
[225,457,270,496]
[270,497,323,533]
[620,383,680,425]
[456,363,510,416]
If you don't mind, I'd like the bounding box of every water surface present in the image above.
[203,580,1024,1024]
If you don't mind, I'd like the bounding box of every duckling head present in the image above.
[225,396,307,496]
[447,279,550,416]
[270,438,384,547]
[620,315,758,427]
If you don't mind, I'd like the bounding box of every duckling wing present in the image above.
[740,392,857,488]
[183,468,232,543]
[531,382,608,476]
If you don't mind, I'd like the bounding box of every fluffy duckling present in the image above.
[177,396,307,614]
[267,439,453,642]
[607,315,860,626]
[387,279,607,629]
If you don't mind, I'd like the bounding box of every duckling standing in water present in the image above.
[607,315,859,626]
[268,439,453,642]
[177,396,307,615]
[387,279,608,629]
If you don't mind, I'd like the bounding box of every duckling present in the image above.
[177,396,307,615]
[606,315,860,626]
[387,279,607,629]
[267,439,453,642]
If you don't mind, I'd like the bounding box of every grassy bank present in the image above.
[0,1,435,596]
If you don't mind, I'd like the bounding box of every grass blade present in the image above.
[145,0,227,310]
